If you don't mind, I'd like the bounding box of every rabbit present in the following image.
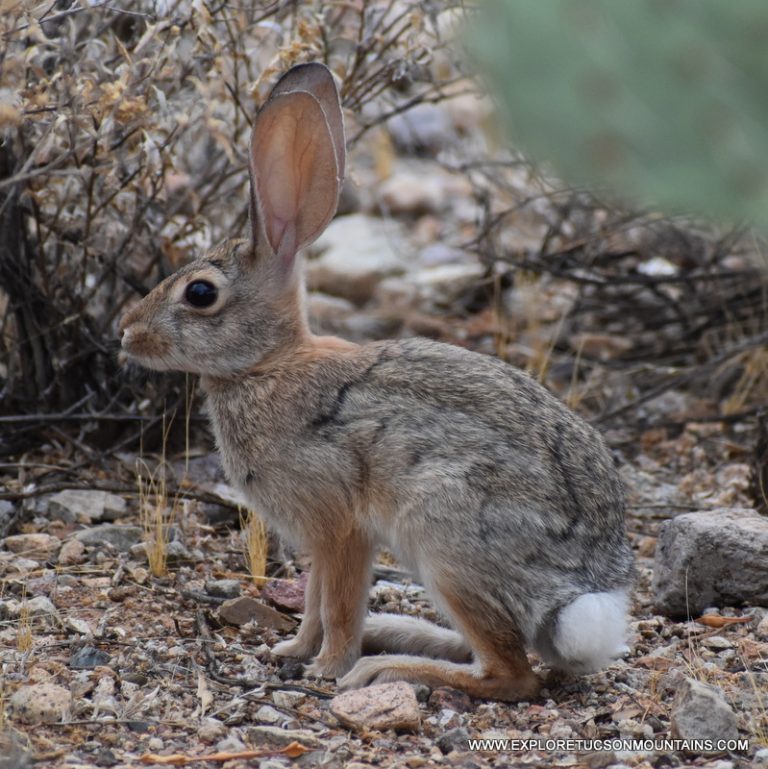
[119,62,634,701]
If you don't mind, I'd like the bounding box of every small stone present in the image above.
[58,539,86,566]
[165,539,191,564]
[3,533,61,561]
[754,747,768,768]
[218,596,296,631]
[272,690,306,708]
[702,635,733,650]
[65,617,93,636]
[436,726,469,754]
[147,737,163,751]
[756,614,768,640]
[330,682,421,732]
[378,172,446,216]
[25,596,58,618]
[198,717,227,743]
[670,678,739,743]
[205,579,241,599]
[388,103,457,156]
[70,645,111,669]
[49,489,126,523]
[261,573,308,613]
[276,659,304,680]
[245,725,322,749]
[8,683,71,724]
[215,734,246,753]
[653,508,768,616]
[428,687,473,713]
[75,524,142,552]
[255,705,285,724]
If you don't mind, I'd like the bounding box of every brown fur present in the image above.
[120,63,634,702]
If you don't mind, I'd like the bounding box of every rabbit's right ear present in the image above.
[249,64,345,277]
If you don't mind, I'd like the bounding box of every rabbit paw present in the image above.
[304,652,357,680]
[272,637,319,662]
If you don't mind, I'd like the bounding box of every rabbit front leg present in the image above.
[272,565,323,661]
[303,529,373,680]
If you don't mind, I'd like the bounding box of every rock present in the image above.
[436,726,470,754]
[3,533,61,561]
[388,103,457,156]
[70,645,111,669]
[418,243,468,267]
[670,678,739,742]
[306,214,410,305]
[653,508,768,616]
[198,717,227,743]
[58,538,86,566]
[261,572,308,613]
[272,690,306,708]
[411,263,485,310]
[0,499,15,530]
[8,683,71,724]
[49,489,127,523]
[757,614,768,640]
[378,172,446,216]
[205,579,241,599]
[218,596,296,631]
[428,687,473,713]
[255,705,291,725]
[276,659,304,680]
[755,748,768,768]
[25,596,58,618]
[74,524,143,552]
[245,725,322,749]
[165,539,192,565]
[330,682,421,732]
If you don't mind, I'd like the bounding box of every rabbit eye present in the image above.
[185,280,218,308]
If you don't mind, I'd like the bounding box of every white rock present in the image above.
[757,614,768,640]
[9,683,70,724]
[378,172,446,216]
[330,682,421,732]
[49,489,126,523]
[306,214,411,305]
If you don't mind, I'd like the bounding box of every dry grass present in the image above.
[15,585,31,655]
[240,508,268,586]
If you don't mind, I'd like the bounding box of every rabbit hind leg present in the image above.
[341,588,539,701]
[361,614,472,662]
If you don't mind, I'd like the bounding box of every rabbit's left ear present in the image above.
[249,64,345,274]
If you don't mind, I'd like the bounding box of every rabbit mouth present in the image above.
[120,326,174,370]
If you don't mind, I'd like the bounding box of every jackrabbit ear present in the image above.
[268,63,345,180]
[249,64,345,273]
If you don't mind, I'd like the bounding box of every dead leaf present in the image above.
[695,615,751,628]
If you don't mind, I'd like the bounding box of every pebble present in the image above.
[245,725,322,749]
[204,579,241,599]
[388,103,457,156]
[272,690,306,708]
[378,171,446,216]
[58,538,86,566]
[8,683,71,724]
[436,726,469,754]
[330,682,421,732]
[756,614,768,641]
[3,533,61,561]
[198,717,227,743]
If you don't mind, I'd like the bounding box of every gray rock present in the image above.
[388,103,456,156]
[0,499,15,531]
[8,683,71,724]
[198,717,227,743]
[670,678,739,742]
[245,725,322,749]
[74,524,143,552]
[653,508,768,616]
[205,579,241,599]
[25,596,58,618]
[306,214,410,305]
[49,489,127,523]
[436,726,470,754]
[378,171,446,216]
[330,682,421,732]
